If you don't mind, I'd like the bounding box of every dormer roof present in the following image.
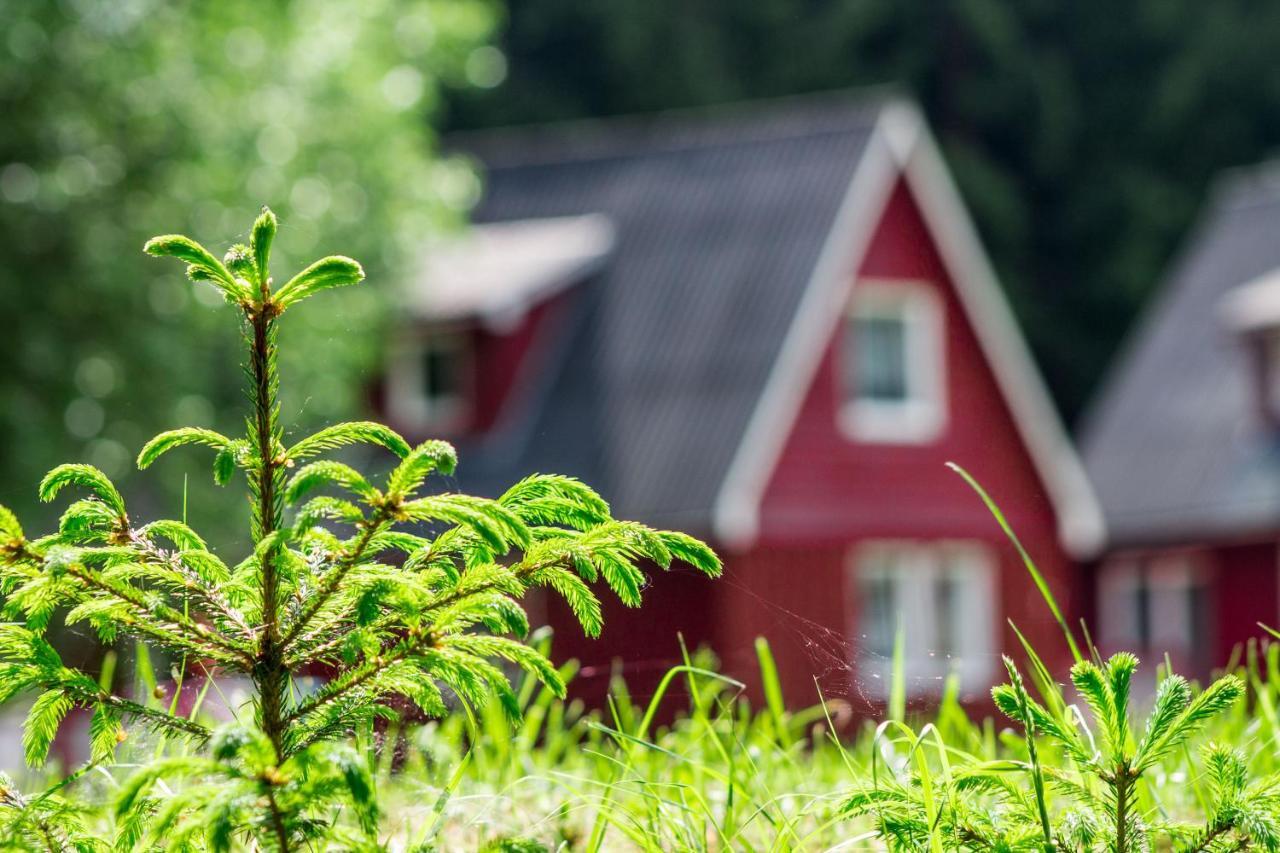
[405,214,615,327]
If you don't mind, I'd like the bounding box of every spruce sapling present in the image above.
[0,207,721,849]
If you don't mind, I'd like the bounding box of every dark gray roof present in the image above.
[446,93,885,530]
[1081,163,1280,546]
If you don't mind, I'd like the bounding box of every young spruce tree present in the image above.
[0,207,720,849]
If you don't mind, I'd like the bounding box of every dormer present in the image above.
[1219,268,1280,429]
[388,215,615,438]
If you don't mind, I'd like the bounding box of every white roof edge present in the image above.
[890,101,1106,558]
[712,97,1107,558]
[409,214,616,325]
[712,106,902,550]
[1219,266,1280,333]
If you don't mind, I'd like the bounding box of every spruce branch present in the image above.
[55,560,251,667]
[82,691,210,743]
[124,530,255,644]
[278,505,392,653]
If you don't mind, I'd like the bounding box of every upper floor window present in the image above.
[840,281,945,443]
[852,540,995,694]
[388,328,471,433]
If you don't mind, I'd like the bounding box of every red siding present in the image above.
[719,177,1078,708]
[470,293,569,434]
[542,565,719,710]
[1213,542,1278,665]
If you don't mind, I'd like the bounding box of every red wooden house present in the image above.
[1082,161,1280,677]
[384,92,1104,709]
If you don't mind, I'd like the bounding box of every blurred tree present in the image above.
[448,0,1280,421]
[0,0,496,546]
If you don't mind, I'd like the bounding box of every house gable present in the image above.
[713,103,1103,558]
[707,161,1093,705]
[386,216,613,441]
[385,287,579,441]
[759,175,1063,545]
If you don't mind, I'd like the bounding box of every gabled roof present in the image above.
[450,92,886,529]
[445,91,1101,552]
[1081,163,1280,546]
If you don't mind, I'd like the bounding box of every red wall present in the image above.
[1213,541,1278,666]
[716,177,1078,709]
[469,293,570,435]
[542,565,720,711]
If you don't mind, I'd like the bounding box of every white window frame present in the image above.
[850,540,996,697]
[387,326,472,432]
[840,280,946,444]
[1098,552,1207,656]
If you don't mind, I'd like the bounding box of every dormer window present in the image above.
[388,328,472,433]
[840,281,945,443]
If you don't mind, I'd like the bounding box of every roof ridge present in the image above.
[447,86,902,169]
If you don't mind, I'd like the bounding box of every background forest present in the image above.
[447,0,1280,421]
[7,0,1280,531]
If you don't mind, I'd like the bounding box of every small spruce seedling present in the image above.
[0,207,720,849]
[844,652,1253,851]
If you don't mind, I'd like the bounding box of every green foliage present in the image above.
[136,428,232,471]
[0,771,109,852]
[274,255,365,308]
[4,631,1280,848]
[370,637,1280,849]
[0,210,721,849]
[0,0,496,545]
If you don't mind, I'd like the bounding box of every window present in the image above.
[388,329,471,431]
[421,337,465,410]
[852,541,995,694]
[854,314,909,402]
[1098,553,1208,666]
[841,282,945,443]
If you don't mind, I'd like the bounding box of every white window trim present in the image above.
[1098,551,1208,655]
[849,540,997,697]
[840,280,946,444]
[387,326,472,433]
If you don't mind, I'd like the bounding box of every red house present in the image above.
[385,92,1104,709]
[1082,161,1280,677]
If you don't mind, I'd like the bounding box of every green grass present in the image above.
[8,629,1279,850]
[375,637,1278,851]
[2,466,1274,849]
